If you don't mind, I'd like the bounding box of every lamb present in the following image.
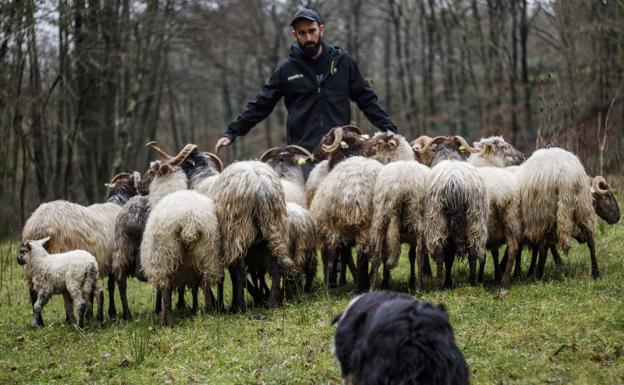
[17,237,103,328]
[332,291,469,385]
[368,160,430,291]
[22,171,139,320]
[516,147,600,279]
[209,160,294,311]
[140,160,223,325]
[420,136,489,290]
[260,145,315,206]
[468,136,524,167]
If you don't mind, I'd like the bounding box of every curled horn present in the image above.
[285,145,315,160]
[206,152,224,172]
[321,126,345,153]
[453,135,481,153]
[108,172,130,186]
[341,124,362,136]
[591,175,610,194]
[259,147,283,162]
[168,144,199,166]
[145,141,172,160]
[411,135,433,153]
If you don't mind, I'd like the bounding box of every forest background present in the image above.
[1,0,623,237]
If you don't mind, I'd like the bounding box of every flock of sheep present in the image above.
[17,125,621,327]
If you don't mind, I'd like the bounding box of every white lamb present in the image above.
[17,237,103,328]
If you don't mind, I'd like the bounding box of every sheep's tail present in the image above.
[255,183,294,272]
[176,214,203,250]
[385,216,402,269]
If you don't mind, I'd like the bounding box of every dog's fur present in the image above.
[333,291,469,385]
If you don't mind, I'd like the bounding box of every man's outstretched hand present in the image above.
[215,137,231,153]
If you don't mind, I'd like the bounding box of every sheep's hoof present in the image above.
[592,269,601,279]
[122,312,132,321]
[30,320,44,328]
[108,309,117,319]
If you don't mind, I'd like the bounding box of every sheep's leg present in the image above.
[217,277,225,312]
[550,245,563,265]
[468,252,478,286]
[501,240,518,288]
[267,262,281,308]
[416,251,425,292]
[29,288,44,326]
[87,291,94,320]
[434,254,445,290]
[96,288,104,323]
[528,245,538,277]
[513,243,523,278]
[203,273,215,313]
[304,262,315,293]
[381,264,390,289]
[443,247,455,289]
[422,253,433,278]
[176,284,186,311]
[492,249,501,282]
[73,292,87,328]
[368,259,381,292]
[478,253,487,283]
[322,247,336,288]
[63,292,75,324]
[579,224,600,279]
[535,243,548,280]
[31,291,50,328]
[155,290,162,314]
[355,250,369,293]
[408,245,416,290]
[118,275,132,321]
[107,273,117,319]
[191,284,199,314]
[230,260,247,312]
[160,285,172,326]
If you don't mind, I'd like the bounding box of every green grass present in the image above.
[1,219,623,385]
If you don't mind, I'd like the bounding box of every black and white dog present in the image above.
[332,291,469,385]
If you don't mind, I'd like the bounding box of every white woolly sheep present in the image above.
[209,160,294,311]
[423,158,489,290]
[17,237,103,328]
[21,172,139,320]
[475,167,521,287]
[368,160,430,291]
[468,136,524,167]
[516,147,598,279]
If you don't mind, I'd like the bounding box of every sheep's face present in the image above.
[591,177,621,224]
[430,137,470,166]
[17,236,50,265]
[105,172,140,204]
[320,126,368,169]
[17,242,31,265]
[138,161,162,195]
[473,136,524,166]
[366,132,400,164]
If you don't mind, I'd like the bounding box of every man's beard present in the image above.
[300,39,322,58]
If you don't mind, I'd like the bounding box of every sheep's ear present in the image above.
[39,236,51,248]
[482,143,494,155]
[25,242,32,251]
[159,163,171,174]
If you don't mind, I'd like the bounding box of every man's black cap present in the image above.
[290,9,322,27]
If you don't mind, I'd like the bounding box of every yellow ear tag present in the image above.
[360,134,370,139]
[297,157,307,166]
[459,145,466,152]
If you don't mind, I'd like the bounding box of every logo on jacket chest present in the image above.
[287,73,304,81]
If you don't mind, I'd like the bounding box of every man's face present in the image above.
[292,19,324,57]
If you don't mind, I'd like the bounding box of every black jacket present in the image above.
[224,41,398,151]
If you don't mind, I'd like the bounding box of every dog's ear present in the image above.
[331,312,343,325]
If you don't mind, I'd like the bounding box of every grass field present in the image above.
[0,219,623,385]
